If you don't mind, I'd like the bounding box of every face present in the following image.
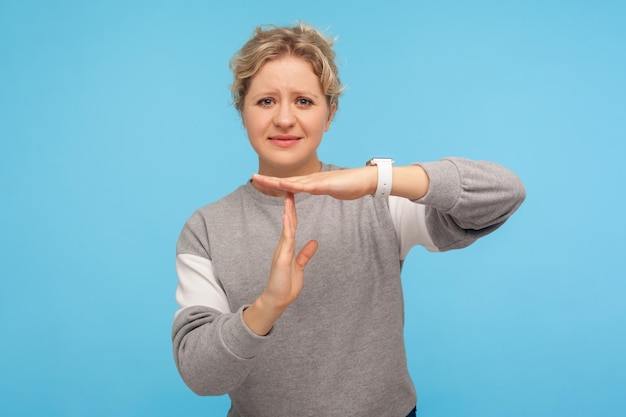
[242,55,336,177]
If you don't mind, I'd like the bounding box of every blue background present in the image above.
[1,0,624,416]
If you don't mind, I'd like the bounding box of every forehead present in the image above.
[248,56,322,93]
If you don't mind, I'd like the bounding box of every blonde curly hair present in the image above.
[229,22,344,114]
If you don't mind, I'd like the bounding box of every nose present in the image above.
[274,103,296,128]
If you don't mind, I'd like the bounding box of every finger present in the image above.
[284,191,297,230]
[295,240,318,269]
[254,172,335,196]
[251,174,284,190]
[273,193,297,265]
[252,174,309,194]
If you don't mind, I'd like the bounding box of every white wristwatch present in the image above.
[365,158,394,198]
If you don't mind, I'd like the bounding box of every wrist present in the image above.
[243,295,285,336]
[365,158,394,198]
[391,165,430,200]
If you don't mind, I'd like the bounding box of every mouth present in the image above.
[269,135,301,148]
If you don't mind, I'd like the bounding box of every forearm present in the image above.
[389,165,430,200]
[172,305,268,395]
[415,157,526,250]
[242,294,286,336]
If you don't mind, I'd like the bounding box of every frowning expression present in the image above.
[242,55,336,177]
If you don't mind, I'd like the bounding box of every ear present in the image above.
[325,102,337,131]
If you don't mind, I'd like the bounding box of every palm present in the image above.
[252,167,377,200]
[264,192,318,309]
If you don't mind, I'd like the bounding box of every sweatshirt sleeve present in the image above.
[172,213,272,396]
[414,157,526,251]
[172,305,270,396]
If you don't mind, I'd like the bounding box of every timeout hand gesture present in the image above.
[243,192,318,336]
[243,165,430,335]
[265,192,318,308]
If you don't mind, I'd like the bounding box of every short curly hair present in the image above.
[229,22,343,114]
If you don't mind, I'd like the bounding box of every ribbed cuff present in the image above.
[413,159,462,211]
[220,305,271,360]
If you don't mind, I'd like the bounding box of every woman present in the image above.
[172,22,525,417]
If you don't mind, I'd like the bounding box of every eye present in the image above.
[257,98,274,107]
[296,97,313,107]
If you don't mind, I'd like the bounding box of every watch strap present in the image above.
[366,158,394,198]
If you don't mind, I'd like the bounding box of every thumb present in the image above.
[295,240,318,270]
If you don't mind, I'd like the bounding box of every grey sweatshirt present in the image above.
[172,158,525,417]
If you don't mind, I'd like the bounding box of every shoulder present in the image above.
[177,185,250,256]
[193,185,249,217]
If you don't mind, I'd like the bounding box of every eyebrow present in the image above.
[248,90,323,100]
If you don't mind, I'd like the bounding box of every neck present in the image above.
[258,158,322,177]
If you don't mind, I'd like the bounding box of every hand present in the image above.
[253,165,431,201]
[251,167,378,200]
[264,191,318,308]
[243,192,318,335]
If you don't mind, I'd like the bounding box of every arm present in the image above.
[413,157,526,250]
[173,193,318,395]
[252,157,526,252]
[173,216,270,395]
[242,192,318,336]
[389,158,526,253]
[172,304,268,396]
